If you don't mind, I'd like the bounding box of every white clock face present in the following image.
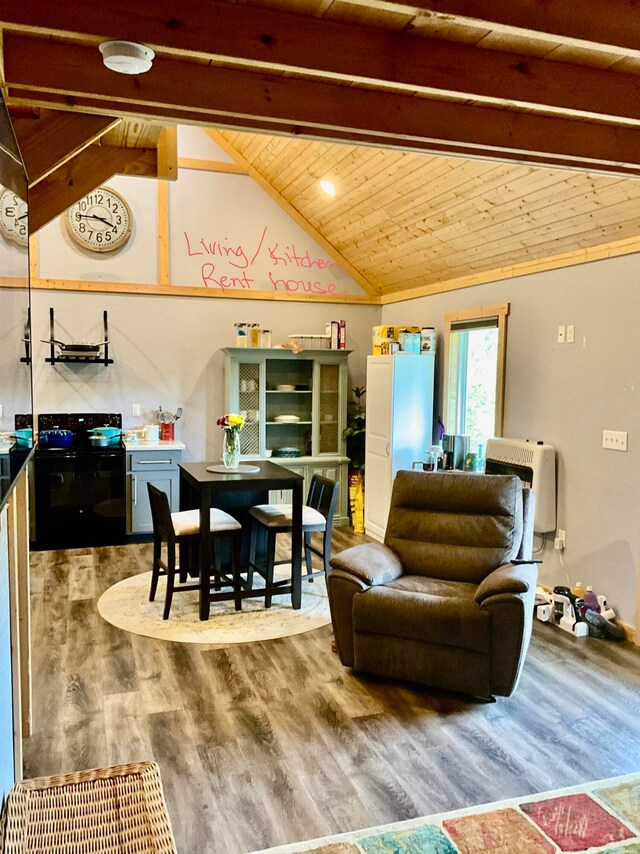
[65,187,132,253]
[0,189,28,247]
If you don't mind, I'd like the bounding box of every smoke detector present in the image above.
[99,41,155,75]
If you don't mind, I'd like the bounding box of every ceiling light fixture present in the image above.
[99,40,155,75]
[319,179,336,197]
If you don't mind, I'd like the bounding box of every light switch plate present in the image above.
[558,325,566,343]
[603,429,628,451]
[567,324,575,343]
[132,403,141,417]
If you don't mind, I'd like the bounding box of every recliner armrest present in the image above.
[329,542,403,587]
[475,562,537,605]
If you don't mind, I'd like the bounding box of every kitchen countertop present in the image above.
[125,439,185,451]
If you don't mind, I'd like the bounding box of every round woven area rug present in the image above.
[97,568,331,645]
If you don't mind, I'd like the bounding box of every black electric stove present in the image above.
[33,413,126,550]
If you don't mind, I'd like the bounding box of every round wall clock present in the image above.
[0,189,28,246]
[65,186,132,252]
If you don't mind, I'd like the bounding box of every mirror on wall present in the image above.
[0,93,32,510]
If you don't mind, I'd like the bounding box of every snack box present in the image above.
[372,325,420,355]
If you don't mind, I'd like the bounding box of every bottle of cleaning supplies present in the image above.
[572,581,585,598]
[582,586,600,615]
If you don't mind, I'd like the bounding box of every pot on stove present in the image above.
[39,429,74,449]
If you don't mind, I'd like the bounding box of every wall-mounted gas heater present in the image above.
[485,438,556,533]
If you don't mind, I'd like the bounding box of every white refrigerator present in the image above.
[364,353,436,541]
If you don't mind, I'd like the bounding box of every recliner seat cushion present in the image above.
[384,472,523,583]
[353,575,490,654]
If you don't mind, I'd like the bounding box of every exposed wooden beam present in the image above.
[354,0,640,55]
[7,37,640,177]
[208,129,380,297]
[3,4,640,125]
[29,144,150,233]
[178,158,248,174]
[156,126,177,180]
[11,108,120,185]
[29,276,381,305]
[13,87,640,180]
[14,88,640,181]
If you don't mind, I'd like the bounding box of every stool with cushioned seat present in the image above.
[248,474,338,607]
[147,482,242,619]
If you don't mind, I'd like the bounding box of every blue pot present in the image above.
[39,429,74,449]
[12,428,33,447]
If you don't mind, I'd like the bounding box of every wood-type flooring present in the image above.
[23,527,640,853]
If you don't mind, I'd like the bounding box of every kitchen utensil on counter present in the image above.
[160,423,175,441]
[143,425,160,442]
[38,429,74,449]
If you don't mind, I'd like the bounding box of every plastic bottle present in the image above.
[582,586,600,615]
[572,581,585,598]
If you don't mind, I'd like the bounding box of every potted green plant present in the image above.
[343,386,366,472]
[343,386,366,531]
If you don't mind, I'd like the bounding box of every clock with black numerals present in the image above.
[65,186,132,253]
[0,189,28,247]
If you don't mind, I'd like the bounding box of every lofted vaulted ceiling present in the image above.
[3,2,640,299]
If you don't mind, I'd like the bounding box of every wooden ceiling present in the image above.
[214,130,640,301]
[3,2,640,300]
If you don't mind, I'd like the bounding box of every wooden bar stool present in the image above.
[147,483,242,619]
[247,475,338,607]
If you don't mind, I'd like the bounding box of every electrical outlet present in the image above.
[554,529,566,550]
[566,324,575,343]
[557,325,566,343]
[602,429,628,451]
[132,403,141,417]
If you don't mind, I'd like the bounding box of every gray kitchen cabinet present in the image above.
[223,347,350,523]
[126,450,182,534]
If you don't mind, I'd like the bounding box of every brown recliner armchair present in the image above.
[328,471,537,699]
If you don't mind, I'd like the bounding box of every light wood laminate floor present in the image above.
[24,527,640,853]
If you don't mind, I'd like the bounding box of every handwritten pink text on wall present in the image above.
[182,228,349,295]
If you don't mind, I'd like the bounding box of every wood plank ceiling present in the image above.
[3,2,640,299]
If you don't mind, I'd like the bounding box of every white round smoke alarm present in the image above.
[99,41,155,75]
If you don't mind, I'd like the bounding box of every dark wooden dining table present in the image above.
[178,459,304,620]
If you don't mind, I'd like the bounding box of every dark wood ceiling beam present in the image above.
[7,37,640,176]
[12,88,640,180]
[350,0,640,54]
[11,109,120,186]
[29,145,154,233]
[3,6,640,124]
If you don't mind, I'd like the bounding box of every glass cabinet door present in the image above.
[317,362,340,454]
[237,361,261,455]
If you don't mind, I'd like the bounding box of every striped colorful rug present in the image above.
[252,772,640,853]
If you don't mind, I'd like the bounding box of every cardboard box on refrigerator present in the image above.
[372,325,420,355]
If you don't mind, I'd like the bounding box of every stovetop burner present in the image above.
[36,413,124,453]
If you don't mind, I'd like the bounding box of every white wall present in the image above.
[31,289,379,461]
[383,254,640,626]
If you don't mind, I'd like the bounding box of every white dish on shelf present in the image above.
[274,414,300,423]
[275,384,296,392]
